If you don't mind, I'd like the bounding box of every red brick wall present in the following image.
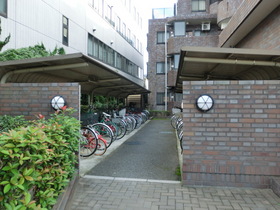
[0,83,80,120]
[182,80,280,188]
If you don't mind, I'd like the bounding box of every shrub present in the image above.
[0,108,80,209]
[0,115,28,133]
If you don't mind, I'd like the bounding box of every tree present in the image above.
[0,18,10,52]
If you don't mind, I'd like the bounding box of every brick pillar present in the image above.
[182,80,280,188]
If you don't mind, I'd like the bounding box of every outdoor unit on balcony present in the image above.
[201,22,211,31]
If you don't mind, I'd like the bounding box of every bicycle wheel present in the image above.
[79,127,98,157]
[94,138,107,156]
[104,121,118,140]
[124,116,134,133]
[89,123,114,148]
[112,118,127,140]
[132,114,142,128]
[171,115,179,129]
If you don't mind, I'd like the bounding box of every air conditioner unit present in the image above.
[201,22,211,31]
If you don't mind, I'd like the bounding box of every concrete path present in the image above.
[85,119,180,180]
[67,119,280,210]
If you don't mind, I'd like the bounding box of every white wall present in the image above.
[1,0,144,69]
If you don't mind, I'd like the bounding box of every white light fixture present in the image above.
[51,95,66,110]
[196,94,214,112]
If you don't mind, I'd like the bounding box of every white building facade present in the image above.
[0,0,145,80]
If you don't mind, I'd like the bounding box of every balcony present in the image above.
[167,35,219,54]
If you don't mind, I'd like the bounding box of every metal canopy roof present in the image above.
[0,53,149,97]
[175,47,280,92]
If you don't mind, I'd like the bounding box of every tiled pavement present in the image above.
[68,176,280,210]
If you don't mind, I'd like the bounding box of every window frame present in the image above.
[62,16,69,46]
[192,0,206,12]
[156,92,165,105]
[156,62,170,74]
[87,33,141,78]
[174,21,186,37]
[174,54,180,70]
[156,62,165,74]
[157,31,170,44]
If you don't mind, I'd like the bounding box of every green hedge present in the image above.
[0,108,80,209]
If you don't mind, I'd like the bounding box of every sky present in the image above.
[136,0,177,20]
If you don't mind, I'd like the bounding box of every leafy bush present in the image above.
[0,43,65,61]
[0,108,80,209]
[0,115,28,133]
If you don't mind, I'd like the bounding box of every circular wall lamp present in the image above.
[196,94,214,112]
[50,95,66,110]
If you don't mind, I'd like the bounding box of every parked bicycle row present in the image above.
[170,107,183,154]
[79,109,150,157]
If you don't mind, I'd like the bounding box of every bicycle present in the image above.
[88,122,114,148]
[79,125,108,157]
[101,112,127,140]
[79,126,98,157]
[170,107,183,154]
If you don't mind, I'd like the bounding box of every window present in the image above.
[174,22,185,36]
[192,0,206,12]
[93,37,99,57]
[156,62,165,74]
[156,93,165,105]
[116,53,122,69]
[87,34,141,78]
[98,42,104,60]
[210,0,221,4]
[62,16,69,46]
[107,47,114,66]
[194,30,201,36]
[156,62,170,74]
[152,8,174,19]
[88,35,93,57]
[157,31,169,44]
[174,54,180,70]
[0,0,7,17]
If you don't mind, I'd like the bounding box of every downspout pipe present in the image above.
[184,57,280,67]
[164,23,170,111]
[0,63,88,84]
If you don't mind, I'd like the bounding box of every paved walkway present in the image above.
[67,119,280,210]
[69,176,280,210]
[86,119,180,180]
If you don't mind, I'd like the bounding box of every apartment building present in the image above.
[147,0,280,188]
[147,0,221,111]
[0,0,148,107]
[147,0,280,111]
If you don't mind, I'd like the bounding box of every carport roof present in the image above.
[175,46,280,92]
[0,53,149,97]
